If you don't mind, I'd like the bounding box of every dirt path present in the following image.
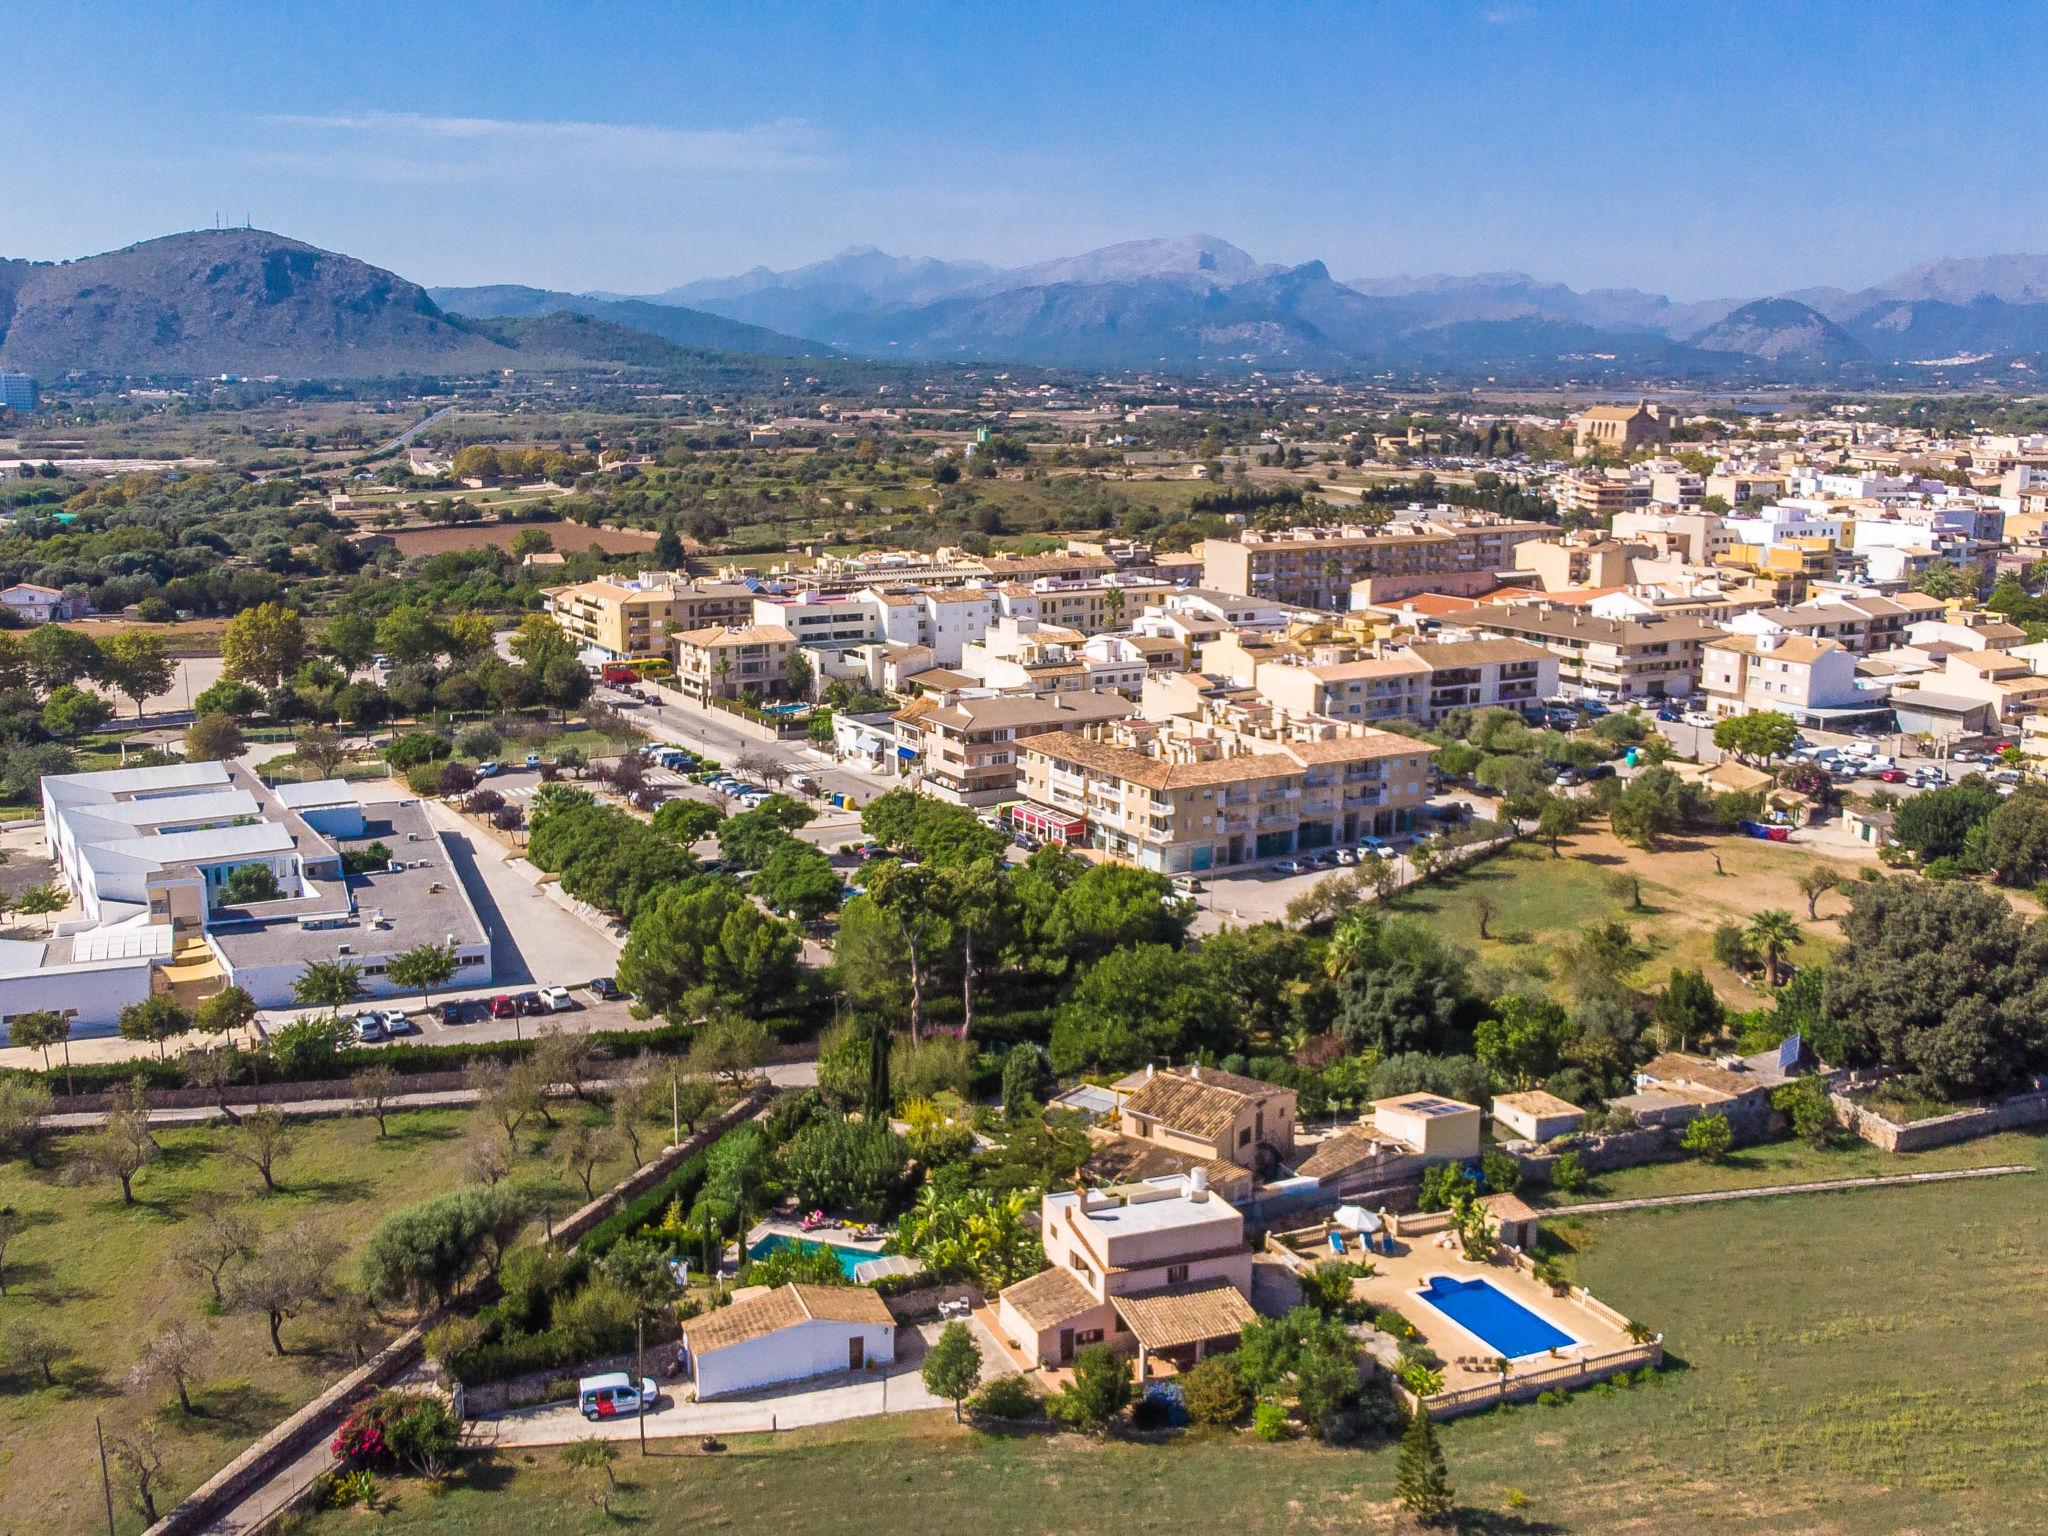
[1544,1163,2034,1217]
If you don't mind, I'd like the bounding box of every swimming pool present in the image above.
[1413,1275,1576,1359]
[745,1233,878,1280]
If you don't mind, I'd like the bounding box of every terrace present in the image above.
[1280,1208,1659,1419]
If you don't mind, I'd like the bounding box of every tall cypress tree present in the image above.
[864,1016,892,1120]
[1394,1409,1454,1524]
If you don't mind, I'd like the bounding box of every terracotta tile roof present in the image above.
[1026,727,1427,791]
[682,1282,892,1355]
[1111,1280,1258,1351]
[1084,1133,1255,1200]
[1402,638,1552,669]
[1120,1068,1284,1142]
[998,1265,1097,1331]
[1292,1129,1401,1181]
[672,623,797,647]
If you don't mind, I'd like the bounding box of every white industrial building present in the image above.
[2,761,493,1041]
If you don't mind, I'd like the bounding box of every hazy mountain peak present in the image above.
[1867,254,2048,306]
[1690,297,1868,363]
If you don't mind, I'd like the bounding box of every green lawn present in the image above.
[0,1102,639,1535]
[284,1138,2048,1536]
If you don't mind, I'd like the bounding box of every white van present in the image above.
[579,1372,659,1420]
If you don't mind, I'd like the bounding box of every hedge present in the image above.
[575,1145,714,1259]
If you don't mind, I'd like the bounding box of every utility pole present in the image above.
[671,1072,680,1146]
[95,1416,116,1536]
[636,1317,647,1455]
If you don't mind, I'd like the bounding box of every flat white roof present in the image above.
[273,779,359,810]
[66,790,261,828]
[43,760,230,800]
[96,821,294,866]
[69,923,176,963]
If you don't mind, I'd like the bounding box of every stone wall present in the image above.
[1832,1083,2048,1153]
[1513,1125,1681,1183]
[880,1281,981,1321]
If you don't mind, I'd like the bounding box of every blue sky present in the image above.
[10,0,2044,298]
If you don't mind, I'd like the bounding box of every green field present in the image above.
[0,1103,638,1535]
[1401,830,1844,1005]
[285,1135,2048,1535]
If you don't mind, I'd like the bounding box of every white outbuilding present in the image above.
[681,1283,896,1400]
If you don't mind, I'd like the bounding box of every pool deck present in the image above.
[1304,1220,1660,1417]
[746,1217,890,1259]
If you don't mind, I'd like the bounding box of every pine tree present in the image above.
[1394,1409,1454,1525]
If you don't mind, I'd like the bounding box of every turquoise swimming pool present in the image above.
[745,1233,877,1279]
[1413,1274,1575,1359]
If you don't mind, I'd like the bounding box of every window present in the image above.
[1238,1127,1252,1147]
[1166,1263,1189,1285]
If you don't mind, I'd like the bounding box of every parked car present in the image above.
[524,753,543,770]
[1951,748,1983,763]
[539,985,575,1013]
[514,990,545,1016]
[1359,835,1392,852]
[476,761,502,778]
[1877,767,1908,783]
[1273,858,1307,875]
[488,994,518,1020]
[587,977,622,1002]
[350,1013,388,1043]
[1170,875,1205,894]
[1582,763,1617,782]
[1681,711,1715,728]
[1656,705,1682,722]
[1334,847,1358,865]
[436,999,467,1025]
[579,1373,660,1421]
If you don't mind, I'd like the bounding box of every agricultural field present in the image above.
[283,1143,2048,1536]
[0,1102,638,1536]
[1403,825,1859,1006]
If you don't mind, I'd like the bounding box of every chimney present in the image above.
[1144,1063,1155,1079]
[1189,1064,1202,1081]
[1186,1166,1210,1202]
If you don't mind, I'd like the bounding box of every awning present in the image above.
[1111,1280,1259,1353]
[1013,802,1087,836]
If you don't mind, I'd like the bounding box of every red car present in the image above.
[488,994,517,1019]
[1876,768,1908,783]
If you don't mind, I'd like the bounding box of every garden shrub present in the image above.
[1179,1355,1253,1426]
[968,1373,1042,1421]
[1252,1401,1289,1441]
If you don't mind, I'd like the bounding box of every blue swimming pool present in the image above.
[1413,1275,1575,1358]
[745,1233,877,1280]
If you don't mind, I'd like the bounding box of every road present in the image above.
[376,401,457,456]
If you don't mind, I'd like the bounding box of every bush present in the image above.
[968,1372,1042,1421]
[1418,1162,1478,1213]
[1252,1401,1289,1441]
[1179,1355,1253,1426]
[1480,1148,1522,1195]
[1549,1150,1589,1194]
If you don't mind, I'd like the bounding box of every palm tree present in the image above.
[1745,909,1801,987]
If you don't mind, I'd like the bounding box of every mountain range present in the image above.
[8,227,2048,382]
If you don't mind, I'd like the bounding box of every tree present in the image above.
[617,881,798,1018]
[1797,863,1844,920]
[194,985,258,1047]
[1711,710,1798,765]
[1654,966,1725,1052]
[1394,1410,1455,1525]
[1773,1075,1836,1145]
[1049,1342,1131,1432]
[220,861,282,905]
[690,1013,773,1092]
[1891,780,2000,862]
[182,1046,245,1124]
[921,1320,982,1421]
[223,1108,294,1193]
[118,994,190,1059]
[322,610,378,669]
[387,942,459,1011]
[1002,1043,1047,1120]
[1746,909,1801,987]
[0,1207,14,1298]
[351,1064,400,1137]
[358,1187,525,1310]
[1980,790,2048,886]
[108,1419,170,1525]
[292,959,364,1013]
[23,623,101,690]
[173,1194,259,1304]
[751,837,842,920]
[9,1008,72,1089]
[1473,994,1575,1089]
[564,1436,619,1516]
[99,630,174,719]
[1472,892,1498,939]
[228,1222,340,1354]
[554,1122,609,1200]
[184,711,246,761]
[195,677,264,718]
[7,1321,72,1386]
[1823,877,2044,1099]
[1609,766,1685,849]
[651,798,723,844]
[13,882,67,931]
[291,726,348,780]
[127,1320,211,1415]
[41,682,113,739]
[221,601,308,688]
[1049,943,1235,1073]
[1680,1111,1734,1162]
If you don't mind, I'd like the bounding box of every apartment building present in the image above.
[890,690,1135,806]
[543,573,750,662]
[1402,638,1558,718]
[1557,468,1650,521]
[1200,516,1550,608]
[1464,605,1721,700]
[669,623,800,703]
[1514,536,1651,591]
[1700,633,1869,721]
[1611,509,1739,564]
[1018,715,1435,874]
